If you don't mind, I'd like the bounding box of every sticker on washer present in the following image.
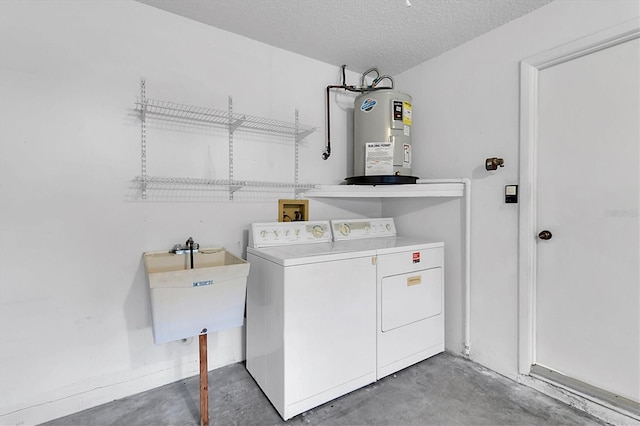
[365,142,394,175]
[193,280,214,287]
[360,98,377,112]
[412,252,420,263]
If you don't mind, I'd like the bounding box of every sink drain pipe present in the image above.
[199,328,209,426]
[183,236,208,425]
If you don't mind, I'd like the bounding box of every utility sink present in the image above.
[143,248,250,344]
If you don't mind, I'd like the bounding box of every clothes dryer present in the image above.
[330,218,444,379]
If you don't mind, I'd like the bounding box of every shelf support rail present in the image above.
[228,96,234,200]
[140,78,148,199]
[294,109,300,191]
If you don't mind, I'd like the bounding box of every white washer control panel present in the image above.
[331,218,397,241]
[250,221,332,248]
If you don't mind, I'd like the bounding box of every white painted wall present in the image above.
[0,2,376,424]
[3,0,638,424]
[391,0,639,379]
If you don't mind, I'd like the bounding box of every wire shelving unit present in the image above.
[134,78,318,200]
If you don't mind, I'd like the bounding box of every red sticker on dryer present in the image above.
[413,252,420,263]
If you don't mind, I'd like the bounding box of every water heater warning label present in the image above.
[403,143,411,166]
[365,142,393,175]
[403,101,412,125]
[393,101,403,121]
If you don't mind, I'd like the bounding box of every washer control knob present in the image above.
[312,225,325,237]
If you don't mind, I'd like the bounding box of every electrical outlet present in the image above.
[278,199,309,222]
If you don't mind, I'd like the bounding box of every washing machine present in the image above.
[330,218,444,379]
[245,220,377,421]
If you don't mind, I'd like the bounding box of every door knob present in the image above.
[538,230,553,240]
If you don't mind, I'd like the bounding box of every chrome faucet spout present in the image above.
[170,238,199,255]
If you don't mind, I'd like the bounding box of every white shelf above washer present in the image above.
[304,181,464,198]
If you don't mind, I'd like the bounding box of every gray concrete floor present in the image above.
[43,353,606,426]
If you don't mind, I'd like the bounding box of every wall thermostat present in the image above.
[505,185,518,203]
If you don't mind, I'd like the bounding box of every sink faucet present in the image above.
[170,238,199,255]
[186,237,195,269]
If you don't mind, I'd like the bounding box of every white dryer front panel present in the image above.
[376,245,445,379]
[381,267,442,332]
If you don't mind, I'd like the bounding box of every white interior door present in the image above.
[533,36,639,404]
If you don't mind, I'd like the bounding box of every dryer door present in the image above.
[381,267,442,332]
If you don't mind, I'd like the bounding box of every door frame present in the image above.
[517,18,640,375]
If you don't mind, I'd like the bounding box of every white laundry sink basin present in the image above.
[143,248,250,344]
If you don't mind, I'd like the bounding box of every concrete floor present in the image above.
[43,353,606,426]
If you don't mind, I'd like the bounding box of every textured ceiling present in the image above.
[137,0,553,75]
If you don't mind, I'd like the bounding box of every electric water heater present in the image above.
[349,90,416,185]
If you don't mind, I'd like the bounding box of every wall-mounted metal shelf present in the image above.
[134,78,317,200]
[134,99,316,139]
[133,176,317,192]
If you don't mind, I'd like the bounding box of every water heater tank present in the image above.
[349,90,416,184]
